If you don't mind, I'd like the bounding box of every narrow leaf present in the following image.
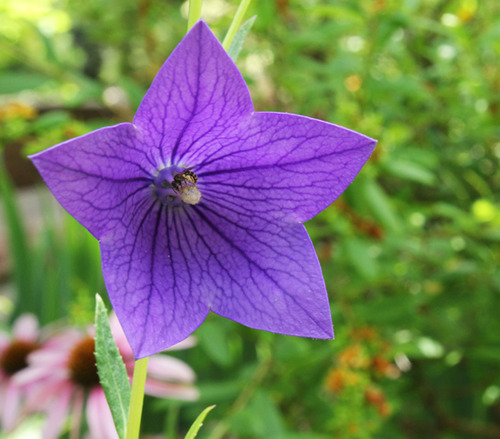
[222,0,252,50]
[0,161,33,317]
[360,178,404,235]
[184,405,216,439]
[0,71,50,94]
[95,294,131,439]
[227,15,257,62]
[383,159,436,185]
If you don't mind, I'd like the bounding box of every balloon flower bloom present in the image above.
[30,21,376,358]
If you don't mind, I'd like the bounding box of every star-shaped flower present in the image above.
[30,21,376,358]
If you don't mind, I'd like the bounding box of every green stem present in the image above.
[222,0,252,50]
[165,402,180,439]
[187,0,203,32]
[126,357,149,439]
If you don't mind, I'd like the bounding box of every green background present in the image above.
[1,0,499,438]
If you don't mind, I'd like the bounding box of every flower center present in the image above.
[68,336,99,387]
[0,340,38,376]
[153,166,201,206]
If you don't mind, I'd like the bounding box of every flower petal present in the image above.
[86,387,119,439]
[144,378,199,401]
[0,333,9,350]
[185,204,334,339]
[197,111,376,223]
[29,123,154,239]
[100,205,210,359]
[147,355,195,382]
[22,378,68,413]
[166,335,197,351]
[42,386,72,439]
[102,189,332,357]
[12,314,39,341]
[133,21,253,167]
[1,381,21,431]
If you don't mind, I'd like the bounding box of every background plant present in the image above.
[1,0,499,438]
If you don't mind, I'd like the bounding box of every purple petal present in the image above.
[133,21,253,167]
[102,195,332,357]
[197,112,376,223]
[100,204,210,359]
[186,204,333,340]
[29,123,154,239]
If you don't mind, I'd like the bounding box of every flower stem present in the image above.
[187,0,203,32]
[164,402,180,439]
[222,0,252,50]
[126,357,149,439]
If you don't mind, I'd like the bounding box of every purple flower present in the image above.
[30,21,376,358]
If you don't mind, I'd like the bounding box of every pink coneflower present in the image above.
[108,314,198,400]
[16,315,198,439]
[0,314,40,432]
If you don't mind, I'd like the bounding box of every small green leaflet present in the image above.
[227,15,257,62]
[184,405,216,439]
[94,294,131,439]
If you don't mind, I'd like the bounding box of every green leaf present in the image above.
[0,161,34,317]
[344,237,378,280]
[94,294,130,439]
[184,405,216,439]
[227,15,257,62]
[360,178,404,235]
[383,159,436,185]
[277,434,331,439]
[0,71,51,94]
[198,320,233,366]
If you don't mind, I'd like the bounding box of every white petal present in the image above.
[148,355,195,382]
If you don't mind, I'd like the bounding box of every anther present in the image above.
[180,185,202,205]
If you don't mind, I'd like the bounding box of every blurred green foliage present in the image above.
[0,0,499,438]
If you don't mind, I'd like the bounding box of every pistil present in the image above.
[153,166,201,206]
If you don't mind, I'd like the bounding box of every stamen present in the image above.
[153,166,201,206]
[0,340,38,376]
[67,336,99,387]
[180,185,202,205]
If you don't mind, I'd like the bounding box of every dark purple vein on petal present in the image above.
[86,183,151,212]
[169,29,202,165]
[175,209,218,304]
[197,143,373,178]
[85,150,153,177]
[162,207,177,329]
[182,208,252,307]
[34,157,152,183]
[189,207,325,330]
[172,209,199,304]
[185,207,280,315]
[123,200,158,288]
[194,132,309,172]
[196,203,306,288]
[137,204,164,355]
